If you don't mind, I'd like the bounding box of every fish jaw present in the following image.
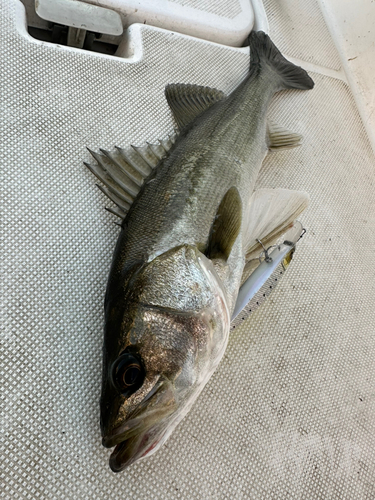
[103,348,229,473]
[107,411,187,472]
[102,380,177,472]
[108,429,165,472]
[100,246,231,471]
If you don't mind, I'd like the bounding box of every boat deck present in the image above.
[1,0,375,498]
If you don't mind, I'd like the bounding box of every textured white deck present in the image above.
[1,1,375,499]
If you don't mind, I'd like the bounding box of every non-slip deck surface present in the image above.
[1,1,375,499]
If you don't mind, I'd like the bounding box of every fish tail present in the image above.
[248,31,314,90]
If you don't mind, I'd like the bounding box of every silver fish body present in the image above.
[91,31,314,471]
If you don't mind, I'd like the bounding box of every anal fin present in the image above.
[267,121,303,151]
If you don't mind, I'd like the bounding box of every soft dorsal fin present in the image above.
[206,187,242,261]
[85,135,176,221]
[165,83,226,130]
[243,187,309,261]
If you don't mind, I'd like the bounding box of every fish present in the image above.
[85,31,314,472]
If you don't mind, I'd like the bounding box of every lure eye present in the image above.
[112,352,145,394]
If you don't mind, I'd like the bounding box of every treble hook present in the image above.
[256,239,274,263]
[297,228,307,242]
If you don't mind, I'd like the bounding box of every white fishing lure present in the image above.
[231,222,305,328]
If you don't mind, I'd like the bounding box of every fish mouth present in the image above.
[107,427,166,473]
[102,380,177,472]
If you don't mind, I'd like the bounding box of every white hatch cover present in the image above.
[36,0,124,36]
[36,0,255,47]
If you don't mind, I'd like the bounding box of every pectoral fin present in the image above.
[243,188,309,261]
[267,121,303,150]
[206,187,242,261]
[165,83,226,130]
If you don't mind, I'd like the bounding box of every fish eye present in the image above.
[112,352,145,395]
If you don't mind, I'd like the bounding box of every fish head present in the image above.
[100,245,230,472]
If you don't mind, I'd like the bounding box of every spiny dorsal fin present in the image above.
[147,142,166,161]
[131,144,160,169]
[85,136,175,221]
[105,206,127,219]
[96,184,131,212]
[84,161,135,204]
[206,187,242,261]
[267,121,303,151]
[100,148,144,187]
[115,146,153,178]
[159,135,176,153]
[165,83,226,130]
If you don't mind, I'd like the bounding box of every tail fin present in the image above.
[249,31,314,90]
